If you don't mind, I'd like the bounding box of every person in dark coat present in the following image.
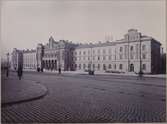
[58,68,61,74]
[17,66,23,80]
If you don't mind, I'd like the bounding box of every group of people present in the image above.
[4,65,23,80]
[4,66,143,80]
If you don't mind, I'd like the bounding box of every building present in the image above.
[36,36,76,72]
[11,29,163,74]
[74,29,162,74]
[11,48,23,70]
[23,49,37,71]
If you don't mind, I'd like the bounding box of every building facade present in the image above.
[11,29,163,74]
[36,36,76,71]
[23,49,37,70]
[11,48,23,70]
[74,29,161,74]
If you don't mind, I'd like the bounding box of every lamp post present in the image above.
[89,44,94,75]
[58,44,61,74]
[139,34,143,78]
[6,53,9,77]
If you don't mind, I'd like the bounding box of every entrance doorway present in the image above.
[129,64,134,72]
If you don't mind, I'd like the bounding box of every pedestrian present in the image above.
[17,65,23,80]
[6,66,9,77]
[58,68,61,74]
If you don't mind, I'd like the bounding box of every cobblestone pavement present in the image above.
[1,71,166,123]
[1,75,47,105]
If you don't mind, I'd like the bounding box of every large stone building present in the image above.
[11,29,164,74]
[74,29,161,74]
[36,36,76,72]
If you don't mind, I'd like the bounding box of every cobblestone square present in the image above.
[1,71,166,123]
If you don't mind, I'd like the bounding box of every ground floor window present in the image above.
[93,64,95,70]
[103,64,106,70]
[79,64,81,69]
[142,64,146,70]
[119,64,123,70]
[129,64,134,72]
[108,64,112,69]
[88,64,91,69]
[83,64,86,69]
[114,64,116,69]
[98,64,100,70]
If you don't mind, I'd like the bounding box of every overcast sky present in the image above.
[1,0,166,58]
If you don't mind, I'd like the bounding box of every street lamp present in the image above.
[6,53,9,77]
[58,43,61,74]
[88,44,94,75]
[139,34,143,78]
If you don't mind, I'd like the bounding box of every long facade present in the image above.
[11,29,163,74]
[74,29,161,74]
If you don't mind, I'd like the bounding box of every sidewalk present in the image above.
[43,70,166,79]
[1,76,48,106]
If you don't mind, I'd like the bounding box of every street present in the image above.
[1,71,166,123]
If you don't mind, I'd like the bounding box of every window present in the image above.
[103,56,106,60]
[93,64,95,69]
[103,64,106,70]
[142,64,146,70]
[75,64,77,68]
[108,64,112,69]
[142,45,146,51]
[83,64,86,69]
[93,50,95,54]
[88,57,90,60]
[93,56,95,60]
[98,56,100,60]
[142,54,146,59]
[79,51,81,55]
[119,64,123,70]
[114,64,116,69]
[88,64,91,69]
[98,64,100,70]
[120,47,123,52]
[83,51,86,55]
[79,64,81,69]
[130,46,133,51]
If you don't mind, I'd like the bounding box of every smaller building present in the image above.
[11,48,23,70]
[23,49,37,71]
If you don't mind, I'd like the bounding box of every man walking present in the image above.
[17,65,23,80]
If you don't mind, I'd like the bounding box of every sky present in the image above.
[0,0,166,58]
